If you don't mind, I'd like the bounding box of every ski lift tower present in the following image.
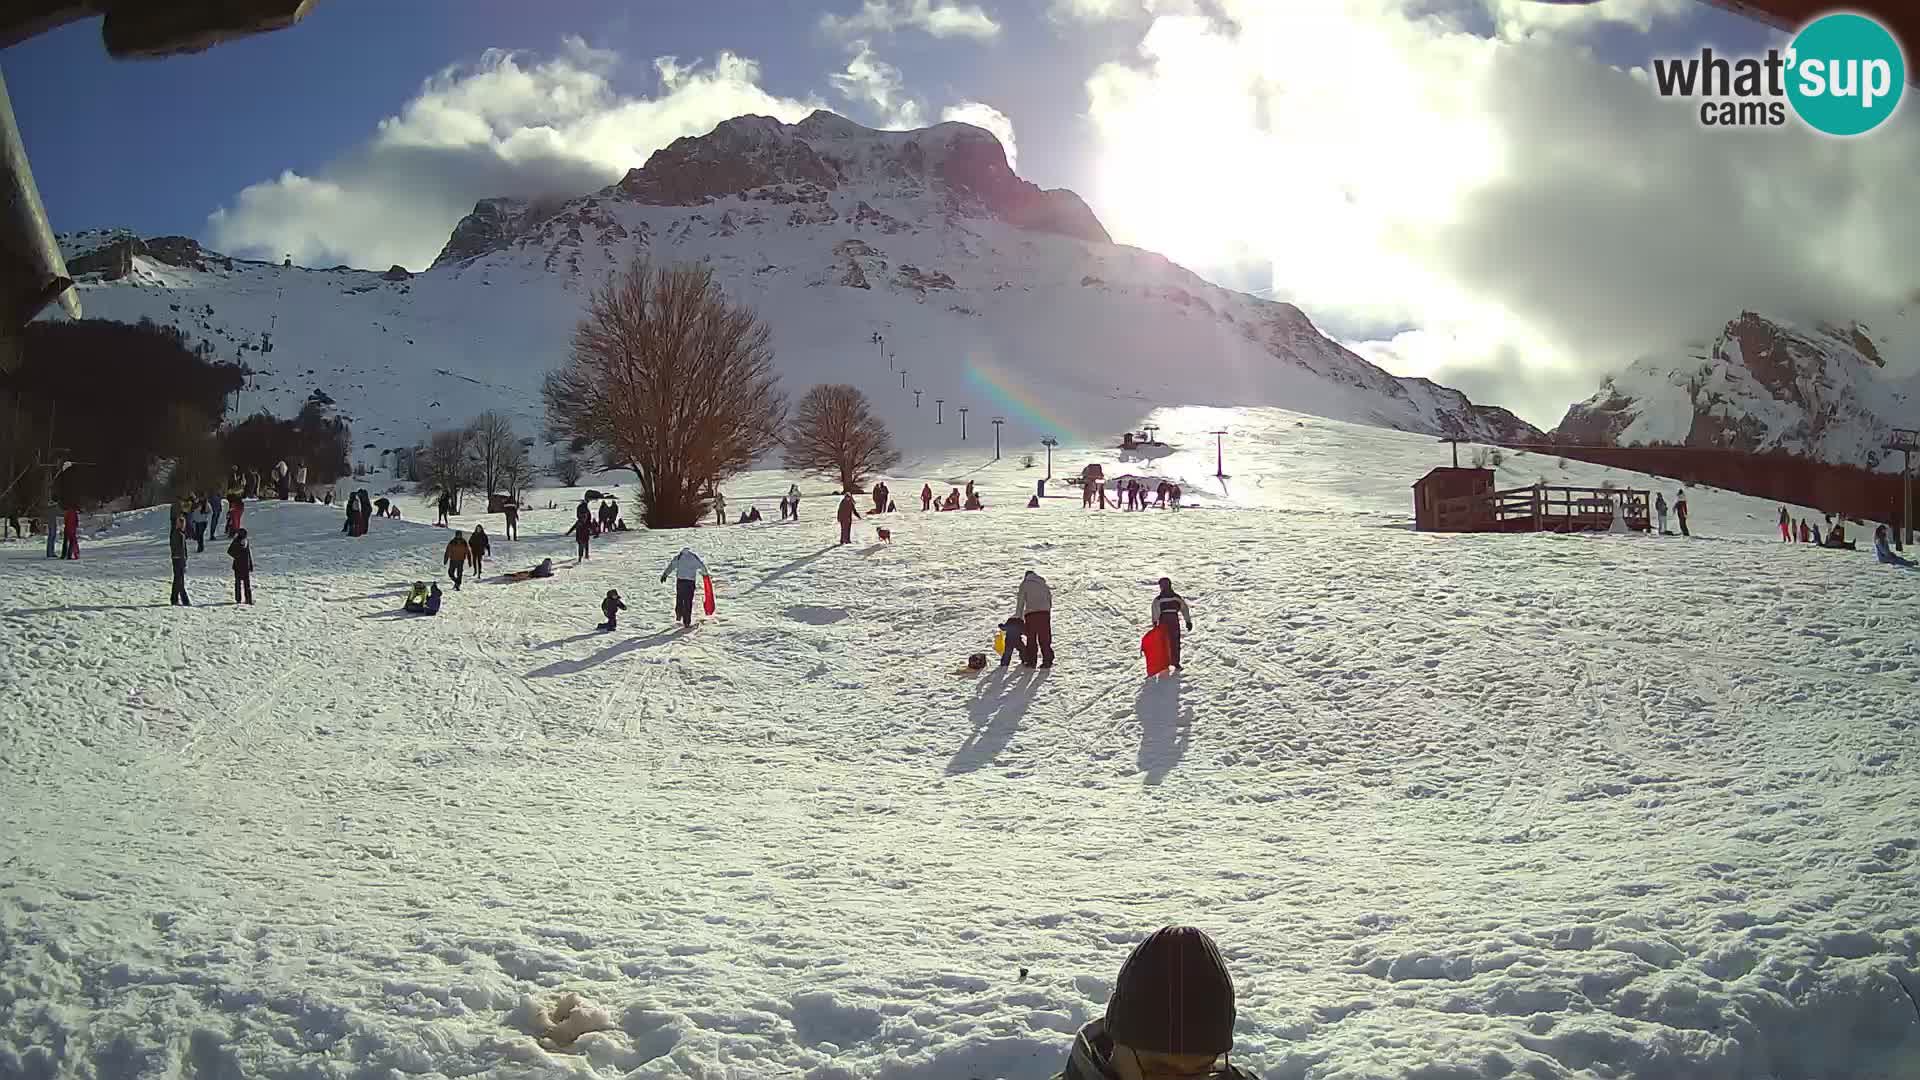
[1040,435,1058,479]
[1212,429,1230,479]
[1889,427,1918,545]
[991,417,1005,460]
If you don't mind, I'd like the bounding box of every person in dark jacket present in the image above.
[503,500,519,540]
[997,615,1026,669]
[1875,526,1916,566]
[424,582,442,615]
[1674,490,1690,536]
[227,528,254,605]
[169,516,191,606]
[1153,577,1193,671]
[598,589,627,631]
[435,492,452,527]
[445,531,471,589]
[837,492,861,545]
[468,523,491,576]
[571,517,591,562]
[1051,926,1259,1080]
[921,483,933,511]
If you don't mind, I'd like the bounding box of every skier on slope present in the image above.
[837,492,861,545]
[444,530,471,590]
[660,547,709,629]
[1152,577,1193,672]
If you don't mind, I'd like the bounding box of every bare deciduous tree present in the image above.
[422,427,479,510]
[551,449,583,487]
[784,383,901,494]
[501,441,537,501]
[543,259,787,527]
[469,410,517,496]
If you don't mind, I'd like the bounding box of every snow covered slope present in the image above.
[51,111,1537,473]
[6,409,1915,1080]
[1555,311,1920,470]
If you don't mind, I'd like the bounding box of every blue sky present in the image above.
[4,0,1907,428]
[7,0,1134,239]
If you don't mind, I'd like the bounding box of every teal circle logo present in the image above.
[1786,13,1905,136]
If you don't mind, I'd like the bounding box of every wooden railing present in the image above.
[1429,484,1651,533]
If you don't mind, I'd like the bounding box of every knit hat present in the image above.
[1106,926,1236,1056]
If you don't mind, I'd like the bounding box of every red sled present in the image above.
[702,576,716,616]
[1141,624,1171,676]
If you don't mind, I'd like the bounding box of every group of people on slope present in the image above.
[226,461,311,503]
[440,524,493,590]
[1652,490,1689,535]
[921,481,982,512]
[166,512,253,606]
[1778,506,1914,563]
[990,571,1194,673]
[1083,478,1183,512]
[567,496,629,560]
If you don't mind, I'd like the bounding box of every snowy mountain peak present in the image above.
[1554,310,1917,469]
[611,110,1110,246]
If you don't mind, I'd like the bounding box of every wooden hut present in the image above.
[1413,467,1496,532]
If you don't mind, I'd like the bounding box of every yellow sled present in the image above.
[993,630,1007,656]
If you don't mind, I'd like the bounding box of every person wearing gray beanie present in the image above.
[1053,926,1259,1080]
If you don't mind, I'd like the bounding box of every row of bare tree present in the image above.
[418,410,539,512]
[540,259,901,528]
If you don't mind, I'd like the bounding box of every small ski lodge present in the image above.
[1413,467,1653,533]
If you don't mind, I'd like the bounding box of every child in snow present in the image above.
[424,583,442,616]
[998,615,1026,669]
[404,582,431,613]
[227,527,254,605]
[599,589,627,631]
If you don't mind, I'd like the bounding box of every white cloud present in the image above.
[829,41,926,129]
[1483,0,1695,39]
[206,39,820,270]
[1048,0,1201,23]
[1078,0,1920,428]
[820,0,1003,40]
[941,102,1018,169]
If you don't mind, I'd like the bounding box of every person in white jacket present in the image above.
[1014,570,1054,667]
[660,548,709,628]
